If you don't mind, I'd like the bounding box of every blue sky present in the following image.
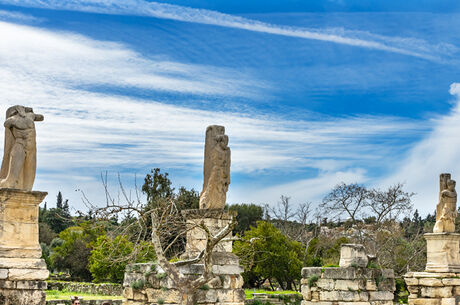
[1,1,460,216]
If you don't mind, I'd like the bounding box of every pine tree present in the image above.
[56,191,63,210]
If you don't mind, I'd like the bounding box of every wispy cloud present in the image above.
[380,83,460,215]
[0,9,41,22]
[0,20,429,209]
[1,0,457,61]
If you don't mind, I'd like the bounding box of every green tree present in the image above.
[175,186,199,210]
[233,221,304,290]
[142,168,174,206]
[228,203,264,235]
[89,234,156,283]
[51,223,103,281]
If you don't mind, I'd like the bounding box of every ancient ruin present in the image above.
[404,173,460,304]
[0,105,48,305]
[199,125,231,210]
[301,244,395,305]
[123,126,243,305]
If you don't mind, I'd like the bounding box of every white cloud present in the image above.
[0,20,428,211]
[0,9,41,22]
[1,0,457,61]
[381,82,460,215]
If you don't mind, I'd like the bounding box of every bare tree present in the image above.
[319,183,369,224]
[367,183,415,224]
[81,176,237,305]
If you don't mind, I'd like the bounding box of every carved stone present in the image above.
[0,105,44,191]
[425,233,460,272]
[0,189,49,305]
[339,244,368,268]
[434,173,457,233]
[199,125,231,209]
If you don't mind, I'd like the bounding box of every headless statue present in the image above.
[199,126,231,209]
[0,105,44,191]
[433,173,457,233]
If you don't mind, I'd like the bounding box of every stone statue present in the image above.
[199,125,231,209]
[0,105,44,191]
[433,173,457,233]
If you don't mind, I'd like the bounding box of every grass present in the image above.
[45,290,123,301]
[244,289,300,300]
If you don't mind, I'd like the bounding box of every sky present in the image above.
[1,0,460,217]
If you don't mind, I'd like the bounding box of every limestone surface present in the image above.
[199,125,231,209]
[434,173,457,233]
[0,105,44,191]
[339,244,368,268]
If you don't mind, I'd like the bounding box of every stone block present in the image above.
[339,303,370,305]
[339,244,368,268]
[123,272,145,287]
[405,277,419,286]
[365,280,377,291]
[320,291,368,302]
[369,302,393,305]
[8,268,49,280]
[302,301,333,305]
[159,288,181,303]
[407,285,420,294]
[302,267,323,278]
[409,299,441,305]
[133,290,147,301]
[323,268,357,280]
[335,279,364,291]
[421,286,452,298]
[301,284,311,300]
[368,291,394,301]
[312,291,320,301]
[452,286,460,295]
[16,280,47,290]
[381,269,394,279]
[0,269,8,279]
[0,280,15,288]
[0,287,46,305]
[441,298,456,305]
[233,288,245,302]
[316,279,335,290]
[442,278,460,285]
[123,287,134,299]
[419,278,444,287]
[212,264,244,275]
[425,233,460,273]
[0,258,47,269]
[196,289,218,303]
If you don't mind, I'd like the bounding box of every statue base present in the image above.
[0,189,49,304]
[425,233,460,272]
[181,209,236,256]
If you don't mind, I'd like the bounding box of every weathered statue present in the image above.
[433,173,457,233]
[199,125,231,209]
[0,105,44,191]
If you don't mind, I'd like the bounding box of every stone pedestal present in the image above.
[404,272,460,305]
[122,209,244,305]
[0,188,49,305]
[182,209,235,256]
[425,233,460,273]
[301,266,395,305]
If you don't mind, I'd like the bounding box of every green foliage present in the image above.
[50,223,103,281]
[234,221,304,290]
[308,275,319,287]
[130,279,145,290]
[175,186,199,210]
[88,234,156,283]
[157,298,165,305]
[199,284,210,290]
[229,203,264,235]
[39,192,73,234]
[156,272,167,280]
[39,223,57,245]
[305,236,349,267]
[142,168,174,206]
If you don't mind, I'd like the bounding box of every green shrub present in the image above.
[308,275,319,287]
[130,279,145,290]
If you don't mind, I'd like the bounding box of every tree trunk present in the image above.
[180,288,197,305]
